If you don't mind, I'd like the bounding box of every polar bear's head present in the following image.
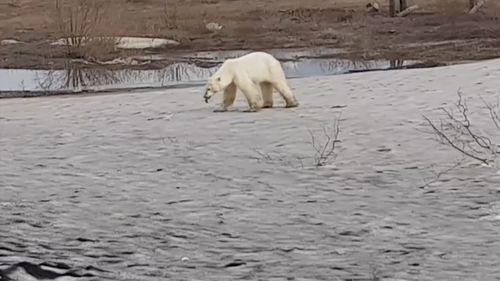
[203,64,234,103]
[203,76,223,103]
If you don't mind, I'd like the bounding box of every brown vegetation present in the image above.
[0,0,499,69]
[52,0,117,61]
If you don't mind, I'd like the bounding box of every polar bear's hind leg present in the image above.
[260,82,274,108]
[272,80,299,108]
[268,61,299,108]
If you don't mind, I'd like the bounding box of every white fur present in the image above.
[203,52,299,112]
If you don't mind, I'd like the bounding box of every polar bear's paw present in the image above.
[213,108,228,113]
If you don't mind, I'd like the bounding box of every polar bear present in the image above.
[203,51,299,112]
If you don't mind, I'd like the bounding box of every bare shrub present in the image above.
[250,147,308,169]
[251,148,273,162]
[309,113,342,167]
[53,0,116,61]
[161,0,179,29]
[247,114,342,169]
[423,90,500,166]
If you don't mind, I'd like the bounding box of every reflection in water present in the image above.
[0,56,418,94]
[390,59,405,69]
[27,63,218,92]
[37,67,123,90]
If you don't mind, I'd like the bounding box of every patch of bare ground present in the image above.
[0,0,499,69]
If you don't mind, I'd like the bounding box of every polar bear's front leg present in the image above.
[214,83,237,112]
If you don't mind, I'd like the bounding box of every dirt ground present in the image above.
[1,0,500,69]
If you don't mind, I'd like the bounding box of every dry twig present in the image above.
[418,161,463,189]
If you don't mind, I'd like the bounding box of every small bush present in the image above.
[53,0,116,61]
[161,0,179,29]
[309,113,343,167]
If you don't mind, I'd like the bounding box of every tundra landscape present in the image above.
[1,0,500,280]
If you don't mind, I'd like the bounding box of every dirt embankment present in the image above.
[1,0,500,70]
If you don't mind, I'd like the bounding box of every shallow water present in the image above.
[0,49,417,96]
[1,58,500,281]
